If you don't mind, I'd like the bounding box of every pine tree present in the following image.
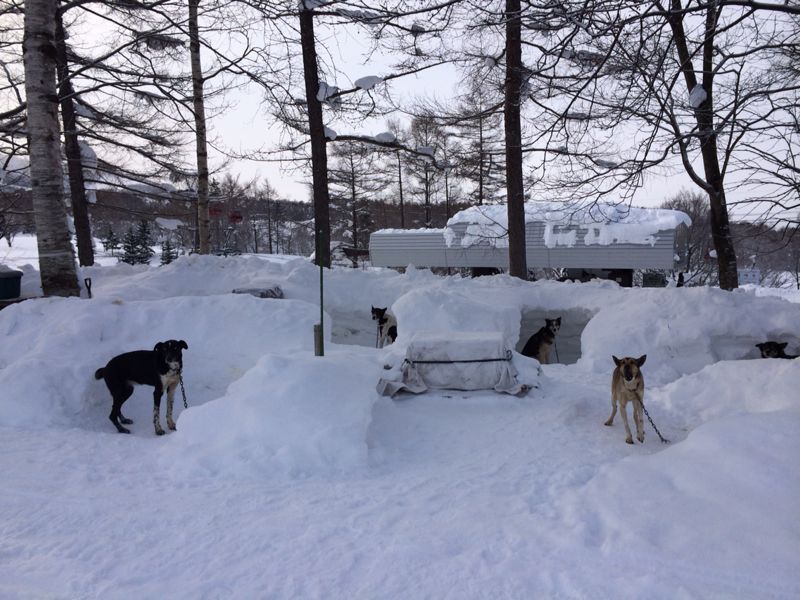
[160,237,178,265]
[102,227,120,255]
[135,220,155,264]
[121,227,139,265]
[120,221,154,265]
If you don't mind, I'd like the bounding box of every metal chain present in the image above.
[642,404,670,444]
[179,373,188,409]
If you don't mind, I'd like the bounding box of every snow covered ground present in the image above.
[1,237,799,598]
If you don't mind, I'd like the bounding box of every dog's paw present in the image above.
[625,438,634,444]
[155,429,166,436]
[604,420,613,426]
[167,421,176,431]
[120,417,133,425]
[119,428,131,434]
[637,435,645,443]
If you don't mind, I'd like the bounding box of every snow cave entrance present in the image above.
[329,309,380,347]
[516,307,594,364]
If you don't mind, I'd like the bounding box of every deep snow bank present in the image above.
[648,358,800,428]
[559,410,800,596]
[579,287,800,384]
[0,294,321,429]
[554,358,800,596]
[391,279,799,385]
[83,253,444,316]
[167,350,382,479]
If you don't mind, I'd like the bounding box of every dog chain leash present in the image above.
[179,373,188,409]
[641,404,670,444]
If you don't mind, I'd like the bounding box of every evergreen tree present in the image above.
[120,221,154,265]
[121,227,139,265]
[135,220,155,264]
[160,237,179,265]
[102,227,120,255]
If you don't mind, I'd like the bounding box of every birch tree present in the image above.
[23,0,80,296]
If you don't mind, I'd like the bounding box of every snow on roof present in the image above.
[156,218,183,230]
[373,227,445,235]
[445,201,692,249]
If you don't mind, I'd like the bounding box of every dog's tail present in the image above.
[94,368,105,380]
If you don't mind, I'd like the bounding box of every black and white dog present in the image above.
[756,341,798,359]
[521,317,561,364]
[95,339,188,435]
[371,306,397,348]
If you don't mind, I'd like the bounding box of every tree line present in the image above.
[1,0,798,295]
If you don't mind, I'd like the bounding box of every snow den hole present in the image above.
[516,308,594,364]
[329,309,380,347]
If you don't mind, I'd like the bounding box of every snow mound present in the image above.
[168,351,381,479]
[649,358,800,428]
[0,295,321,429]
[560,410,800,597]
[579,287,800,384]
[392,287,521,346]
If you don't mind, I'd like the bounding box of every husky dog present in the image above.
[606,355,647,444]
[371,306,398,348]
[95,340,188,435]
[756,341,798,359]
[521,317,561,364]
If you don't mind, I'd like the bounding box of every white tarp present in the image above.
[377,331,540,397]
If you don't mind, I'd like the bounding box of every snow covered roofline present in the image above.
[444,201,691,249]
[369,202,691,271]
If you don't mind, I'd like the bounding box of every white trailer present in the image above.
[369,202,691,276]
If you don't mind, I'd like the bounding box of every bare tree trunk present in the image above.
[188,0,210,254]
[504,0,527,279]
[397,150,405,228]
[478,110,484,206]
[668,0,738,290]
[299,6,331,268]
[266,194,273,254]
[54,9,94,267]
[23,0,79,296]
[350,160,358,250]
[424,167,431,227]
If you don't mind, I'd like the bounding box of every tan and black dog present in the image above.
[605,355,647,444]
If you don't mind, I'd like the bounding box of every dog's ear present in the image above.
[612,355,621,367]
[779,342,788,350]
[179,340,188,350]
[154,342,164,352]
[755,343,765,350]
[555,317,561,325]
[636,354,647,367]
